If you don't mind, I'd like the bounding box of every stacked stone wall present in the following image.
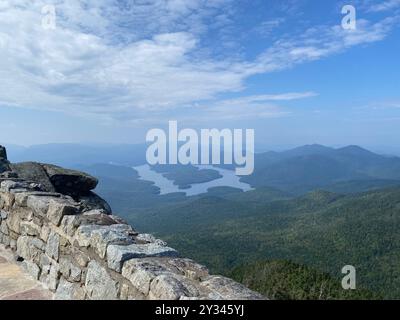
[0,178,263,300]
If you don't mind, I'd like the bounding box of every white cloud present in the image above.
[0,1,398,122]
[178,92,318,122]
[247,17,399,75]
[254,18,285,37]
[200,92,317,118]
[368,0,400,12]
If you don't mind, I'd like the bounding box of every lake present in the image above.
[133,164,253,196]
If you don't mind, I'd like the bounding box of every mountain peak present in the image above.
[281,144,335,158]
[293,144,335,152]
[337,145,376,156]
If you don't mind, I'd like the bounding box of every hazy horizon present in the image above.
[3,141,400,158]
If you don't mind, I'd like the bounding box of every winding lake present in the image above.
[133,164,253,196]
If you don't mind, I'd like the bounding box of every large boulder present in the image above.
[41,164,98,196]
[2,145,110,213]
[78,191,112,214]
[10,161,98,196]
[10,162,56,192]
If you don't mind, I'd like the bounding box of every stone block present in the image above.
[85,261,119,300]
[47,199,78,226]
[55,278,86,300]
[45,231,60,261]
[107,243,178,273]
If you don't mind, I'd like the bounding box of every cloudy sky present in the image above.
[0,0,399,149]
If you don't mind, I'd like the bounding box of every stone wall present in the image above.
[0,154,263,300]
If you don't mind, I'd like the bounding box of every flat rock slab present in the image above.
[0,245,53,300]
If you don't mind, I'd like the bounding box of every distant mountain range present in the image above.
[240,144,400,194]
[5,143,148,167]
[7,143,400,196]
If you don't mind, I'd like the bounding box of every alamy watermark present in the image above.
[146,121,255,176]
[341,265,356,290]
[41,4,57,30]
[342,5,357,30]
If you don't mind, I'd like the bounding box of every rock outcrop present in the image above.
[0,146,10,173]
[0,146,263,300]
[10,162,99,196]
[9,161,110,214]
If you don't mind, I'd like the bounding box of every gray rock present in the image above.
[109,215,129,225]
[59,213,117,239]
[0,146,10,173]
[0,210,8,219]
[0,180,28,192]
[107,243,179,272]
[21,260,41,280]
[82,209,107,216]
[38,253,60,292]
[59,215,80,237]
[5,209,22,233]
[40,225,51,242]
[47,198,79,226]
[75,213,118,227]
[85,261,119,300]
[0,192,15,210]
[167,258,209,281]
[20,221,41,236]
[42,164,98,196]
[47,263,60,291]
[45,231,60,261]
[10,161,99,197]
[78,192,112,214]
[26,195,53,217]
[39,253,52,270]
[121,259,172,296]
[59,258,82,282]
[55,278,86,300]
[90,224,135,259]
[0,172,18,179]
[0,220,9,235]
[135,233,167,246]
[75,224,134,258]
[119,284,131,300]
[16,236,45,263]
[74,225,102,248]
[71,247,90,268]
[14,193,29,207]
[149,274,199,300]
[201,276,265,300]
[2,234,10,246]
[0,161,10,174]
[10,162,56,192]
[0,145,7,159]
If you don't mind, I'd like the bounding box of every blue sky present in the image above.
[0,0,399,151]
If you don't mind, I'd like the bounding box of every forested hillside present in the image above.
[230,260,379,300]
[124,187,400,299]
